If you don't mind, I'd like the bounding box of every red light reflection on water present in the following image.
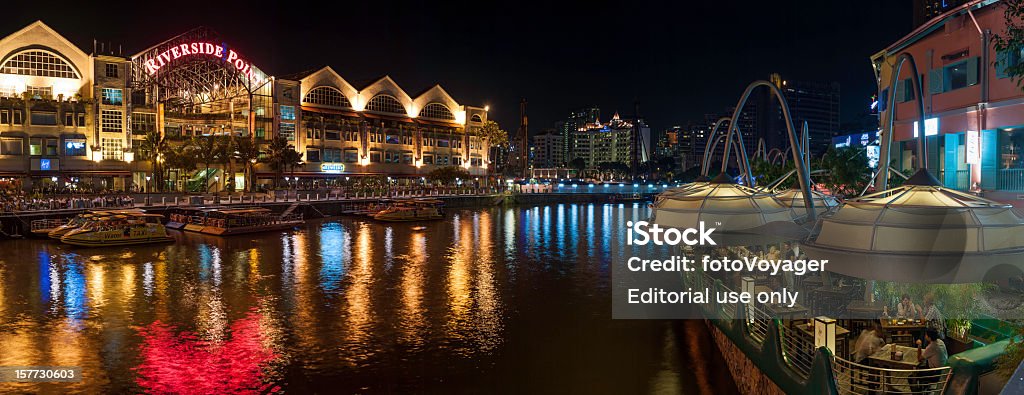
[132,312,279,394]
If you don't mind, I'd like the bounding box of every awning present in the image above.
[414,118,463,128]
[61,170,132,176]
[301,106,360,117]
[0,131,26,137]
[61,133,87,139]
[360,112,413,123]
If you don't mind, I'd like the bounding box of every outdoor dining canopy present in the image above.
[803,170,1024,283]
[651,174,807,245]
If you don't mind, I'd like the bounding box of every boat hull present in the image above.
[60,235,175,247]
[175,220,304,235]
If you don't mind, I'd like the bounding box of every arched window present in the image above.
[304,86,351,108]
[419,103,455,120]
[471,114,483,123]
[365,94,406,114]
[0,50,79,79]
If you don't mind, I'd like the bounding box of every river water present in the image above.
[0,203,736,394]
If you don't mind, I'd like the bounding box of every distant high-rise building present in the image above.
[560,106,601,162]
[570,112,649,173]
[757,73,841,157]
[531,129,564,168]
[913,0,969,27]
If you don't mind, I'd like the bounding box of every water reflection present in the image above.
[0,204,732,394]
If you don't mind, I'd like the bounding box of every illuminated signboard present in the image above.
[143,42,264,83]
[913,117,939,137]
[966,130,980,165]
[321,163,345,173]
[40,159,50,170]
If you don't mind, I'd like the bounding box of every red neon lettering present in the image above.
[214,46,223,58]
[158,52,169,66]
[179,44,190,56]
[190,43,199,54]
[145,59,159,74]
[226,50,239,64]
[170,47,181,59]
[204,43,215,55]
[234,59,245,70]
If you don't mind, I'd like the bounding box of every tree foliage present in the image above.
[993,1,1024,86]
[751,157,795,189]
[427,166,470,185]
[478,120,509,148]
[816,146,871,198]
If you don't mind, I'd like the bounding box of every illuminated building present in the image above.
[0,21,490,192]
[531,129,563,168]
[569,112,651,171]
[870,0,1024,198]
[559,106,600,163]
[755,73,841,157]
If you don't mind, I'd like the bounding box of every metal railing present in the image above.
[778,323,815,378]
[746,303,772,344]
[999,168,1024,191]
[832,355,950,395]
[954,169,970,191]
[30,218,65,232]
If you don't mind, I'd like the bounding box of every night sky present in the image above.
[7,1,911,136]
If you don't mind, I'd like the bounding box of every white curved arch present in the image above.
[304,85,352,108]
[0,48,80,79]
[365,94,407,115]
[419,102,455,120]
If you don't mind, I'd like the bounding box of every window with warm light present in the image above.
[101,110,122,132]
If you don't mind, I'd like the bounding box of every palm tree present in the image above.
[264,136,299,189]
[212,136,235,191]
[136,131,167,192]
[165,142,198,192]
[193,136,218,192]
[233,138,261,192]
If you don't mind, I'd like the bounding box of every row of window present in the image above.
[303,146,481,167]
[0,109,86,127]
[0,137,120,158]
[884,56,988,107]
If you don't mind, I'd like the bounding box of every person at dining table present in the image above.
[896,294,921,318]
[917,329,948,367]
[921,293,947,338]
[911,329,948,392]
[853,321,886,363]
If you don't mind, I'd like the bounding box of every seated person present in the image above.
[921,294,946,338]
[896,294,920,318]
[911,329,948,392]
[917,329,948,368]
[853,321,886,363]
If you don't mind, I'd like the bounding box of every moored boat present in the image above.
[168,206,304,235]
[47,209,145,239]
[60,213,174,247]
[373,199,444,222]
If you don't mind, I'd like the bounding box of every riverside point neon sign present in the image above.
[143,42,264,82]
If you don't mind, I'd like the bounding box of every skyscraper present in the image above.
[560,106,601,162]
[531,129,564,168]
[756,73,841,157]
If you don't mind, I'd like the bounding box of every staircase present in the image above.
[280,202,302,218]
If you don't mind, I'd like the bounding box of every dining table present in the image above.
[865,344,928,393]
